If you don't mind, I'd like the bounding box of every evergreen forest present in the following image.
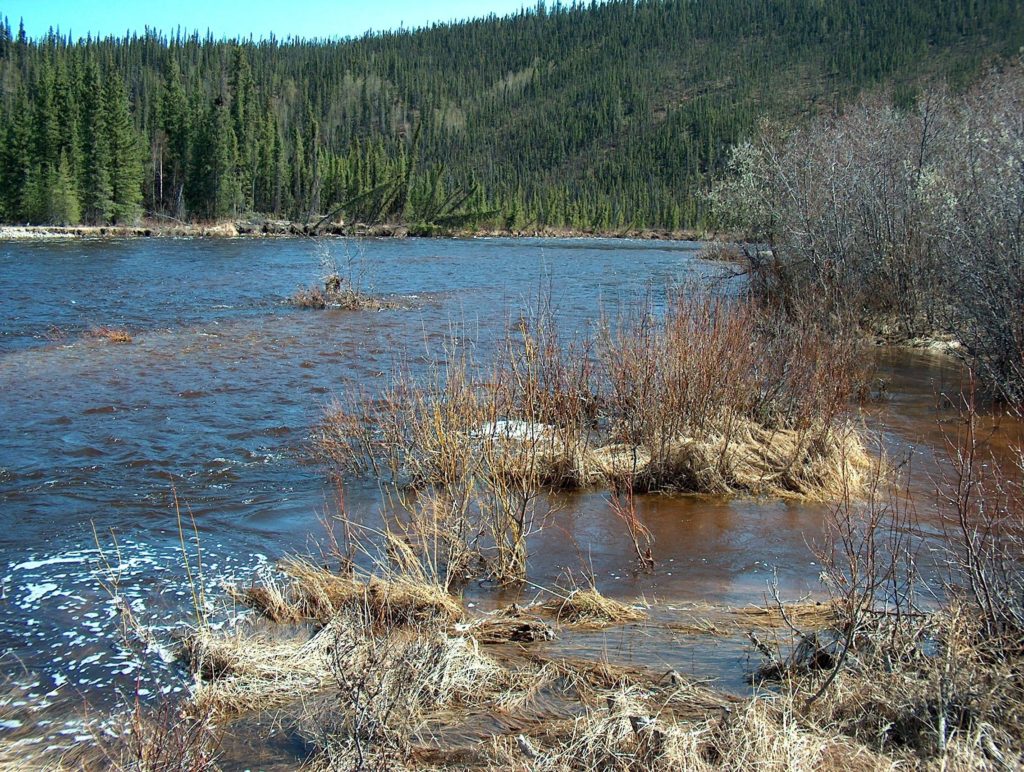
[0,0,1021,231]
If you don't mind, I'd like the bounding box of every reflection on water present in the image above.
[0,235,1014,758]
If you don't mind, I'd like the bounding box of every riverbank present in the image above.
[0,220,705,241]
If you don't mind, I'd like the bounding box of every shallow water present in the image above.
[0,235,1003,761]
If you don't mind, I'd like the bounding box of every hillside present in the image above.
[0,0,1021,230]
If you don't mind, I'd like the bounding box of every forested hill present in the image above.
[1,0,1021,231]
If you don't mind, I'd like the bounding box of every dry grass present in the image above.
[541,586,646,628]
[458,604,555,644]
[579,420,870,499]
[177,551,1022,771]
[770,606,1024,768]
[229,557,464,627]
[663,600,847,638]
[316,290,871,586]
[89,325,133,343]
[731,600,847,631]
[491,692,897,771]
[182,623,338,715]
[180,600,547,769]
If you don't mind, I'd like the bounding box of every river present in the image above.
[0,236,972,763]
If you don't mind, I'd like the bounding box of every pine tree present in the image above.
[187,98,239,220]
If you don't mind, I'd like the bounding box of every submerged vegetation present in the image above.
[314,289,870,583]
[98,399,1023,770]
[289,274,400,311]
[87,325,133,344]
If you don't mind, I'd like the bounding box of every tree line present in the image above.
[0,0,1021,229]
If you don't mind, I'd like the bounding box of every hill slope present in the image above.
[0,0,1021,230]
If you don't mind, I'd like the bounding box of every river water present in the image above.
[0,236,976,760]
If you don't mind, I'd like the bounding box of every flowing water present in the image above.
[0,236,988,762]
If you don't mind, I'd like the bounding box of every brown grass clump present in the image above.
[180,602,543,769]
[366,574,466,627]
[579,420,870,499]
[459,604,555,644]
[492,690,894,771]
[229,558,464,628]
[290,274,399,311]
[88,326,133,343]
[182,623,338,715]
[541,586,646,628]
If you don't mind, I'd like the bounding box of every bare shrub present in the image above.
[941,68,1024,407]
[290,241,400,311]
[289,276,398,311]
[709,62,1024,406]
[597,292,868,496]
[695,241,746,263]
[102,698,220,772]
[745,394,1024,766]
[938,386,1024,647]
[316,290,869,586]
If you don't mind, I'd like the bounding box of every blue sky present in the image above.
[3,1,539,41]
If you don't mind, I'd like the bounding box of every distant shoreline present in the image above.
[0,221,709,242]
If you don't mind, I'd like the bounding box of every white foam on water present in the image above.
[4,538,268,720]
[24,583,59,604]
[13,555,89,572]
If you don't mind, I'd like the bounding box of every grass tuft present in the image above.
[542,586,646,628]
[88,326,133,343]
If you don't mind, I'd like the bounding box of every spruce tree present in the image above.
[50,152,81,225]
[104,77,143,223]
[80,61,114,223]
[159,59,190,215]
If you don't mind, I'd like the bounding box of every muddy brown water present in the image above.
[0,236,1012,763]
